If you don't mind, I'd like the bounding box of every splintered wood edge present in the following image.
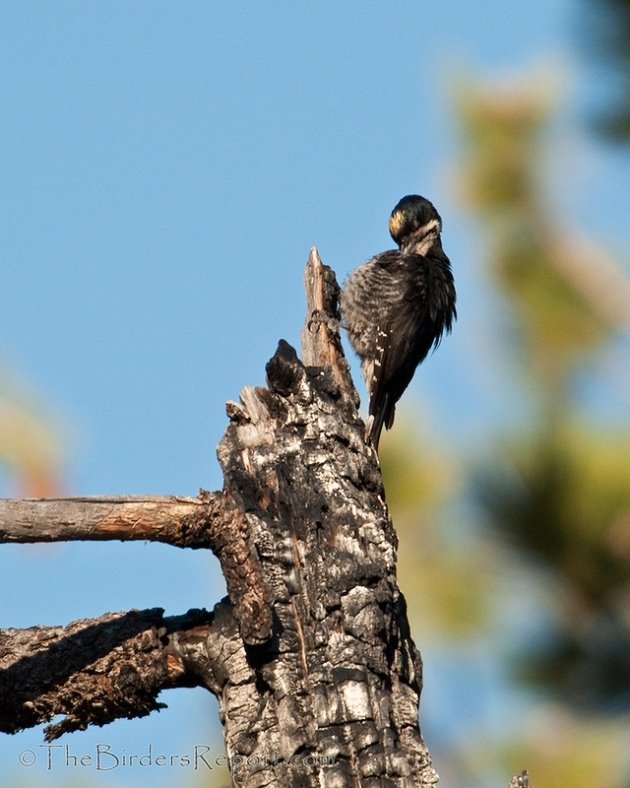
[301,247,355,397]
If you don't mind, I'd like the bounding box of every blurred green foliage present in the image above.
[0,375,62,497]
[380,416,494,639]
[382,71,630,787]
[457,75,630,713]
[458,81,627,383]
[581,0,630,141]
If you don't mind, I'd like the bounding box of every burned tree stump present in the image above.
[0,249,529,786]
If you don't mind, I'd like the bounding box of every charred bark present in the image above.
[0,608,213,740]
[209,249,437,786]
[0,248,528,786]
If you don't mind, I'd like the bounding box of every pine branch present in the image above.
[0,492,271,644]
[0,248,521,785]
[0,607,215,740]
[0,495,212,547]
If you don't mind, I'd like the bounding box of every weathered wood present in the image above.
[301,247,358,402]
[0,250,437,784]
[0,495,210,546]
[209,251,438,786]
[0,607,214,740]
[0,248,477,785]
[0,493,272,644]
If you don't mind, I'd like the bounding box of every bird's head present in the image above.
[388,194,442,254]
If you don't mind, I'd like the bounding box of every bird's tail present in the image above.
[366,394,394,451]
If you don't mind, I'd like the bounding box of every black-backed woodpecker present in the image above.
[340,195,457,449]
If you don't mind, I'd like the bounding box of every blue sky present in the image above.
[1,2,627,786]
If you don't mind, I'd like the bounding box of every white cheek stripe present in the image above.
[420,219,440,236]
[415,221,441,256]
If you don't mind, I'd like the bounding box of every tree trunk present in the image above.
[206,249,436,785]
[0,249,528,787]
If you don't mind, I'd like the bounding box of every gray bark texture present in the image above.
[212,250,436,786]
[0,249,528,787]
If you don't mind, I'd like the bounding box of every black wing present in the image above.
[367,251,455,448]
